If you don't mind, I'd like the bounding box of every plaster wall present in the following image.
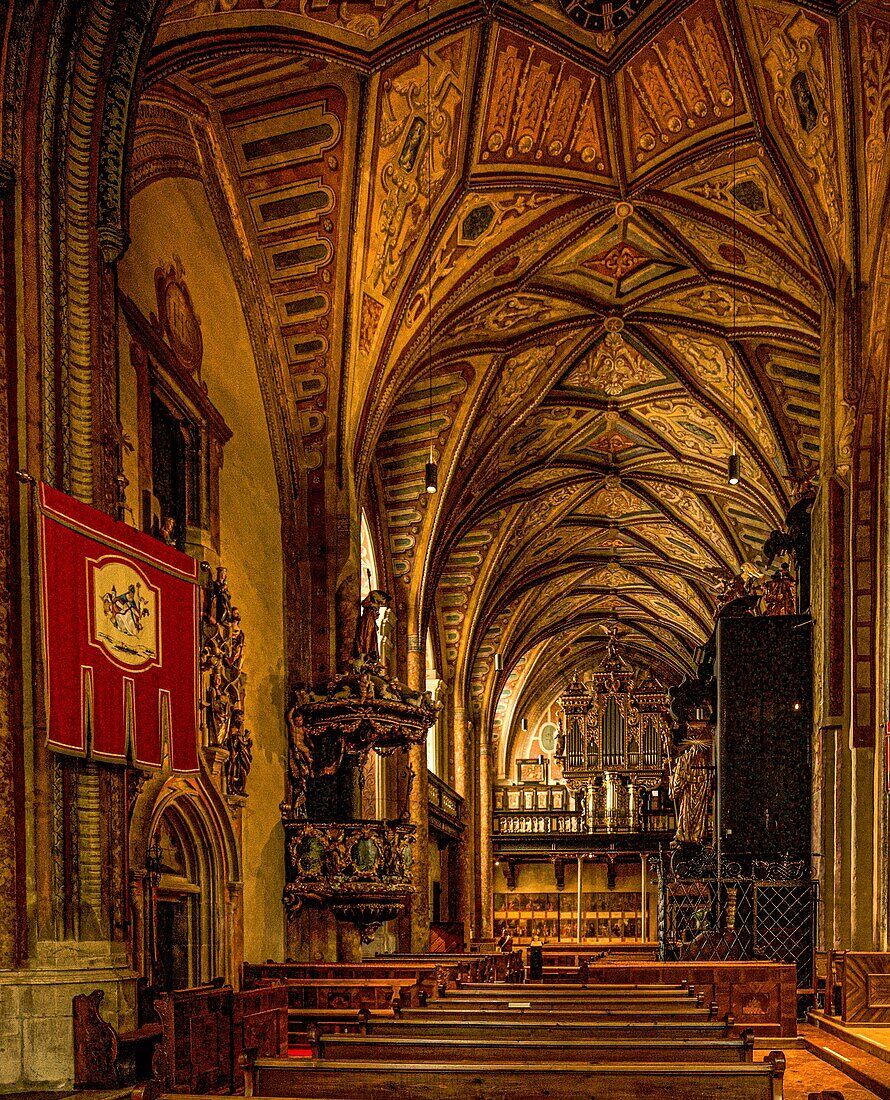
[119,177,286,964]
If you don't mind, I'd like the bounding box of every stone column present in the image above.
[478,735,493,940]
[406,635,430,951]
[0,160,23,971]
[640,854,648,942]
[452,707,473,943]
[336,921,362,964]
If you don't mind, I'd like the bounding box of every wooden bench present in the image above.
[310,1031,755,1064]
[244,962,441,998]
[73,989,166,1098]
[242,1051,787,1099]
[152,981,288,1094]
[540,944,660,968]
[822,951,890,1023]
[456,980,691,995]
[378,951,523,983]
[391,1007,717,1025]
[289,1008,369,1039]
[233,985,290,1084]
[431,991,706,1010]
[361,1014,736,1042]
[374,953,491,985]
[557,961,797,1036]
[270,977,421,1011]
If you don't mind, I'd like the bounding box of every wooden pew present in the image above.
[374,953,491,985]
[398,1003,718,1023]
[310,1031,756,1064]
[377,950,524,983]
[274,977,420,1011]
[154,982,234,1094]
[152,981,288,1094]
[456,980,691,994]
[361,1014,736,1043]
[825,950,890,1023]
[242,1051,787,1100]
[289,1008,369,1041]
[430,991,706,1010]
[553,961,797,1037]
[72,989,166,1097]
[232,985,289,1086]
[244,962,441,998]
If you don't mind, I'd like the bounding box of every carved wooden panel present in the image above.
[840,952,890,1024]
[155,984,233,1094]
[231,985,289,1083]
[583,962,797,1035]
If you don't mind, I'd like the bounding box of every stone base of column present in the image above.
[0,940,137,1091]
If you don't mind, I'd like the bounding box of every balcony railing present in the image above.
[492,807,677,837]
[429,772,464,837]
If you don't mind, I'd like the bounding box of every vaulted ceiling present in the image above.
[142,0,886,736]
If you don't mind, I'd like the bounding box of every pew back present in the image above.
[244,1053,786,1100]
[311,1032,755,1064]
[361,1016,736,1042]
[397,1005,716,1023]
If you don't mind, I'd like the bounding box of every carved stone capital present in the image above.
[98,223,129,264]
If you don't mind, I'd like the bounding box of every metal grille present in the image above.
[653,850,816,991]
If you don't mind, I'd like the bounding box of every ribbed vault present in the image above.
[148,0,836,733]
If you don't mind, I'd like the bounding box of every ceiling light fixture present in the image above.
[521,717,528,731]
[494,652,503,672]
[424,9,437,496]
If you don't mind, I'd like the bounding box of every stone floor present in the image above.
[784,1048,881,1098]
[0,1053,884,1100]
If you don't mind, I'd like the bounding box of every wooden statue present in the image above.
[762,561,796,616]
[352,588,391,664]
[669,736,712,846]
[224,708,252,797]
[286,704,313,818]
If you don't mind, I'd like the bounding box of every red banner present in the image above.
[37,483,200,771]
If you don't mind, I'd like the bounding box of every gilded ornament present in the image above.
[200,567,252,796]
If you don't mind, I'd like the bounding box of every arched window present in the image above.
[425,632,445,776]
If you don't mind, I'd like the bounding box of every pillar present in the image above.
[478,735,493,940]
[407,636,430,951]
[640,854,648,942]
[453,707,474,942]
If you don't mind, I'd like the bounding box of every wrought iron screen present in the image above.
[652,849,816,991]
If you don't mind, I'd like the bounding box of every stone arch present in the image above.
[130,774,241,986]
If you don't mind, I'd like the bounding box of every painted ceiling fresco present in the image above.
[144,0,869,735]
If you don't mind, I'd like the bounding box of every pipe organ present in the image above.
[555,636,672,834]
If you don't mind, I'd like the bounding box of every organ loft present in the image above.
[0,0,887,1096]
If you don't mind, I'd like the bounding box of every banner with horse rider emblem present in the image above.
[37,482,200,771]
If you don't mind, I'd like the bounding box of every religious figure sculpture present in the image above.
[553,721,565,759]
[352,588,392,664]
[208,566,234,625]
[225,708,252,797]
[668,732,713,847]
[286,703,313,819]
[761,561,796,616]
[199,564,251,794]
